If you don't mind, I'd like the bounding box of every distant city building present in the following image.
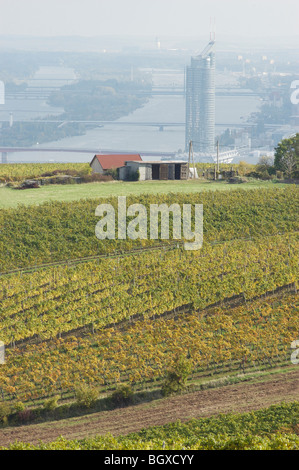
[0,81,4,105]
[234,132,251,149]
[185,40,216,153]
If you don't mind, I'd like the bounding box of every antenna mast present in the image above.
[210,16,216,41]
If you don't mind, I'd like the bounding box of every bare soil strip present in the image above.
[0,370,298,447]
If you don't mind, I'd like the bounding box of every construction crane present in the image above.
[197,40,216,59]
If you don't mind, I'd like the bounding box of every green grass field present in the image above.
[0,179,287,209]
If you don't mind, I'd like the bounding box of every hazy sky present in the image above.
[0,0,298,38]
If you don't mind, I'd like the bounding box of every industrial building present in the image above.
[185,39,216,154]
[119,160,189,181]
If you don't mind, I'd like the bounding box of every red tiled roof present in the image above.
[92,154,142,170]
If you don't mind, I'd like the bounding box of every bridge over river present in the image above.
[0,119,259,130]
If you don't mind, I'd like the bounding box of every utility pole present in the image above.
[188,141,191,179]
[188,140,196,179]
[216,140,219,179]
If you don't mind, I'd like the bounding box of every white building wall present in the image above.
[138,165,147,181]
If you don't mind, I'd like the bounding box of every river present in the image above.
[0,66,261,163]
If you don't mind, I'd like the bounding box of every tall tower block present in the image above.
[185,39,216,153]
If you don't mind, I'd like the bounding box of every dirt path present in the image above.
[0,370,298,447]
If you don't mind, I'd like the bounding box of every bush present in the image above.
[17,409,33,424]
[276,170,284,179]
[74,384,98,408]
[126,170,139,181]
[228,176,248,184]
[237,161,254,176]
[0,402,11,424]
[13,401,25,413]
[111,384,134,407]
[247,170,273,180]
[105,168,119,180]
[81,173,113,183]
[43,395,60,411]
[162,356,192,397]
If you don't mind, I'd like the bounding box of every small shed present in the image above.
[119,161,189,181]
[90,154,142,175]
